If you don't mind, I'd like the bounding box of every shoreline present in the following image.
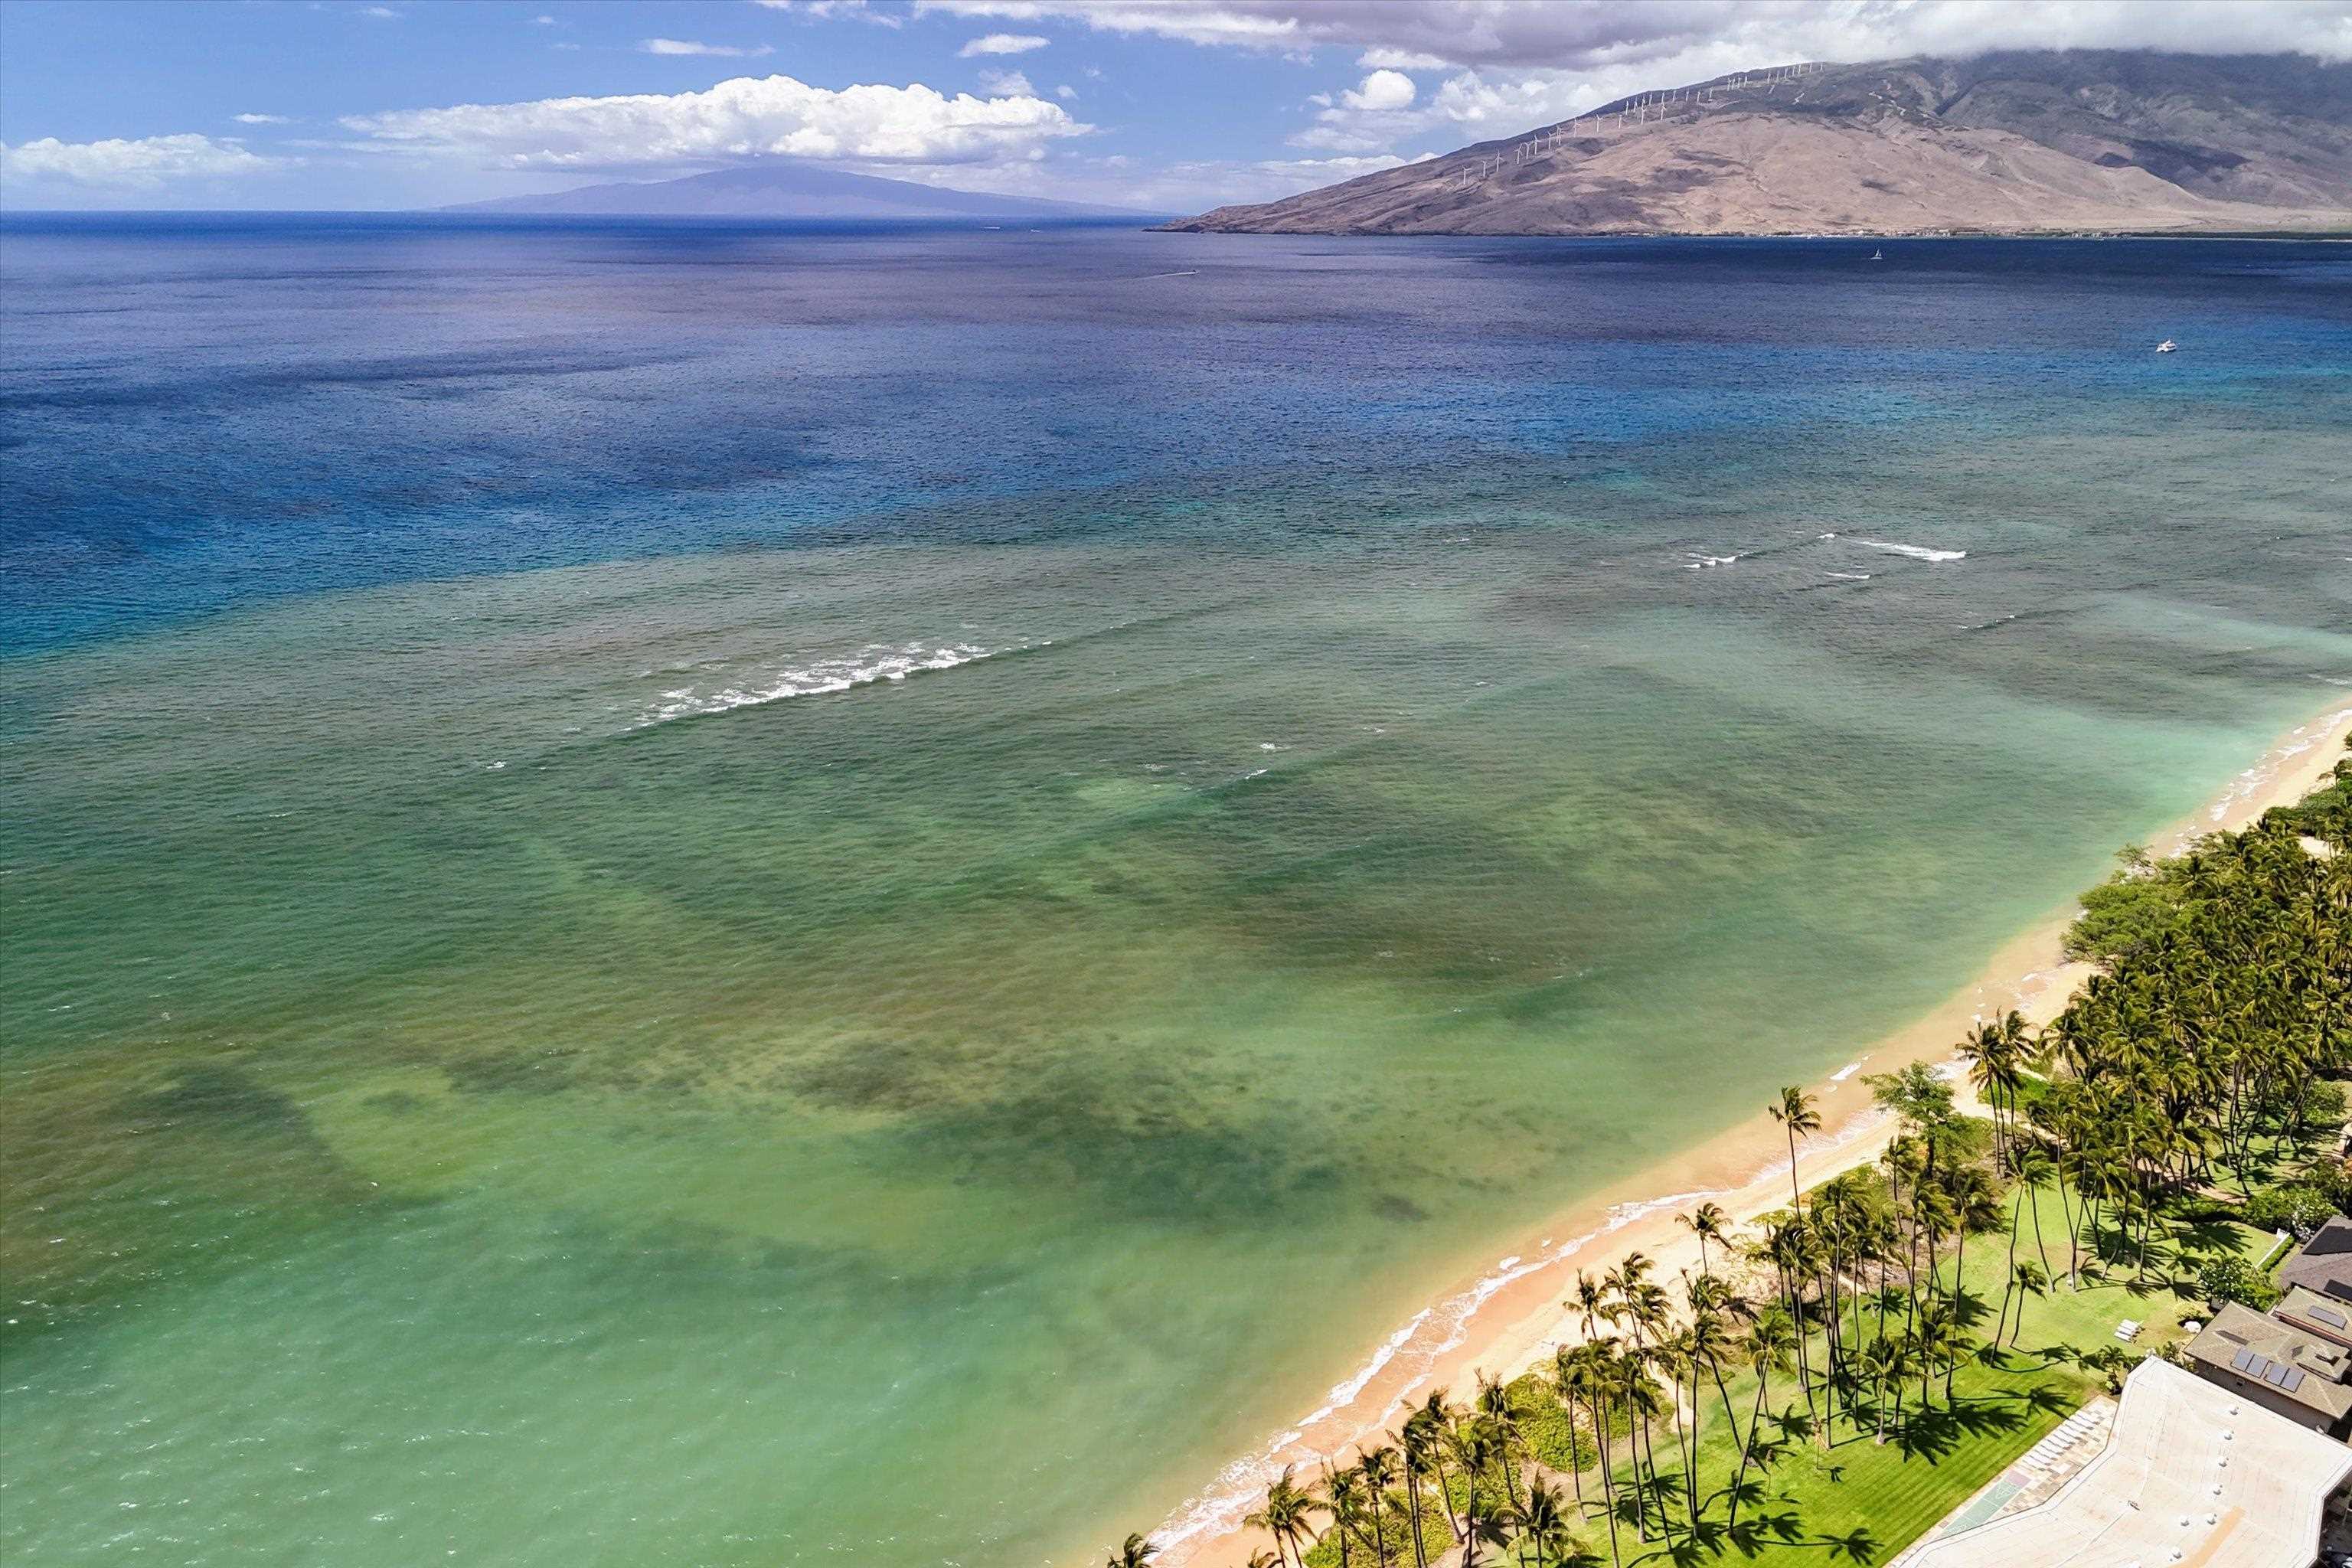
[1148,696,2352,1566]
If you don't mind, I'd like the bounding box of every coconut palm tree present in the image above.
[1769,1086,1823,1211]
[1244,1467,1321,1568]
[1680,1201,1730,1279]
[1730,1305,1794,1528]
[1511,1478,1572,1568]
[1106,1532,1158,1568]
[1356,1445,1399,1568]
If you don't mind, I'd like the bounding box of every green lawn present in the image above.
[1550,1181,2275,1566]
[1298,1177,2281,1568]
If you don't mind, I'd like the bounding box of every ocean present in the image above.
[4,216,2349,1567]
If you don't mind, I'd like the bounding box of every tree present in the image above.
[1680,1201,1730,1279]
[1769,1086,1823,1211]
[1106,1533,1158,1568]
[1244,1467,1322,1568]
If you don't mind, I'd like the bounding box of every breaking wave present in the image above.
[635,642,1029,726]
[1856,539,1967,564]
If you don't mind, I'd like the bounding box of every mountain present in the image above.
[1163,51,2352,237]
[444,163,1145,220]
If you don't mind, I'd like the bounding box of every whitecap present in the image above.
[634,642,1014,727]
[1824,571,1872,581]
[1857,539,1966,563]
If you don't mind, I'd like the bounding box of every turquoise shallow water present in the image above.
[3,224,2350,1566]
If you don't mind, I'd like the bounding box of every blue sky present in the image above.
[3,1,2347,212]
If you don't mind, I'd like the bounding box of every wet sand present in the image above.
[1152,699,2352,1565]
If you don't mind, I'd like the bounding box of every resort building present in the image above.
[2281,1218,2352,1303]
[1902,1357,2352,1568]
[2183,1302,2352,1436]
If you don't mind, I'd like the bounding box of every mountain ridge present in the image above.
[444,162,1145,220]
[1162,51,2352,237]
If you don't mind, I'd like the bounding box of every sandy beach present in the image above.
[1152,697,2352,1566]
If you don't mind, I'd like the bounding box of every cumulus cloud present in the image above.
[977,67,1037,96]
[339,72,1088,170]
[232,113,292,125]
[1057,83,1077,99]
[640,38,775,57]
[361,5,401,18]
[0,132,277,188]
[913,1,2352,67]
[960,31,1047,55]
[1340,67,1415,110]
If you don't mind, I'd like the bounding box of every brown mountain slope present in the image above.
[1162,51,2352,237]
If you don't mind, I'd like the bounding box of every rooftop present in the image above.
[2276,1285,2352,1350]
[2185,1302,2352,1425]
[1903,1357,2352,1568]
[2281,1218,2352,1302]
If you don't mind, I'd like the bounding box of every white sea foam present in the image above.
[1824,571,1873,581]
[634,642,1011,726]
[1829,1061,1863,1082]
[1684,551,1741,569]
[1856,539,1966,563]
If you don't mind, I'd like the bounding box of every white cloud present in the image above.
[960,31,1048,55]
[340,72,1089,170]
[978,67,1037,97]
[764,0,904,24]
[640,38,776,57]
[1357,47,1448,70]
[1056,83,1076,99]
[361,5,401,18]
[531,12,555,22]
[913,1,2352,66]
[0,132,277,188]
[232,113,293,125]
[1340,67,1415,111]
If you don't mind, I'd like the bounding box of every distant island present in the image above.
[1163,50,2352,237]
[443,162,1146,220]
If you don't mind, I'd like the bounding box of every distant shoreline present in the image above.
[1146,695,2352,1566]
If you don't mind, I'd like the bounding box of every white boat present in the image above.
[1870,248,1883,261]
[2156,338,2177,353]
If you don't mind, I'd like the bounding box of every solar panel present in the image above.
[2311,1304,2347,1330]
[2243,1352,2275,1381]
[2264,1361,2293,1388]
[2282,1367,2308,1393]
[2231,1347,2257,1373]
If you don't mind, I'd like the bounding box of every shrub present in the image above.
[2246,1184,2337,1240]
[2199,1255,2280,1312]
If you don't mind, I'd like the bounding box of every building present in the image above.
[2280,1218,2352,1303]
[1903,1357,2352,1568]
[2184,1302,2352,1435]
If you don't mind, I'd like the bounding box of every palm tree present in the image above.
[1106,1532,1158,1568]
[1392,1421,1436,1568]
[1511,1478,1572,1568]
[1321,1465,1367,1568]
[1680,1201,1730,1279]
[1730,1305,1794,1528]
[1244,1467,1321,1568]
[1356,1445,1399,1568]
[2007,1260,2050,1348]
[1770,1086,1823,1211]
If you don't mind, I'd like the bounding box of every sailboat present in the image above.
[1870,248,1883,261]
[2156,339,2177,353]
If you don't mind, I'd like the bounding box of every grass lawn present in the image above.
[1544,1181,2273,1566]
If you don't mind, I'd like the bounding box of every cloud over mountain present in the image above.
[339,72,1088,172]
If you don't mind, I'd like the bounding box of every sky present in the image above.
[3,0,2350,213]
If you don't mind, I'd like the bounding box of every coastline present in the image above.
[1148,696,2352,1566]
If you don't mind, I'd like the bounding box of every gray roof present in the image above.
[2276,1216,2352,1302]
